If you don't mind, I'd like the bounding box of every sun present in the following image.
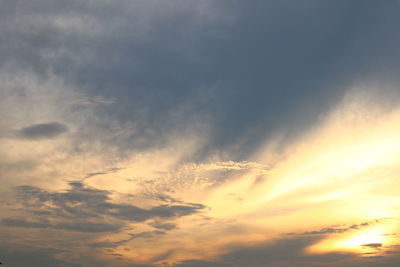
[307,222,397,256]
[337,226,386,251]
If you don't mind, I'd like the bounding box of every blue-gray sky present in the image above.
[1,1,400,266]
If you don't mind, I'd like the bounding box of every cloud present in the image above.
[89,239,132,249]
[3,181,206,233]
[287,221,378,236]
[87,231,167,249]
[0,243,77,267]
[362,243,382,249]
[1,217,49,229]
[149,222,177,231]
[85,168,122,178]
[57,222,123,233]
[1,217,123,233]
[169,237,400,267]
[1,0,400,266]
[129,230,166,239]
[71,95,116,106]
[168,236,357,267]
[2,0,400,156]
[16,122,69,139]
[173,260,233,267]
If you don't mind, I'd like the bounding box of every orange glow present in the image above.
[307,221,398,255]
[2,88,400,265]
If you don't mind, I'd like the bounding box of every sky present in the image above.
[1,1,400,266]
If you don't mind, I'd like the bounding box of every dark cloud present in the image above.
[64,0,400,158]
[173,260,233,267]
[362,243,382,249]
[170,236,391,267]
[85,172,108,178]
[1,217,49,228]
[88,230,167,248]
[4,181,205,233]
[17,122,68,139]
[221,236,344,265]
[165,236,354,267]
[149,222,177,231]
[2,0,400,158]
[0,244,77,267]
[89,238,134,249]
[85,167,123,179]
[287,221,378,236]
[164,226,400,267]
[56,221,123,233]
[1,217,123,233]
[169,234,400,267]
[129,230,166,239]
[0,242,158,267]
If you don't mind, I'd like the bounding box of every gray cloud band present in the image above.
[2,181,205,233]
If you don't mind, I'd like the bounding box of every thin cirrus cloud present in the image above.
[1,0,400,267]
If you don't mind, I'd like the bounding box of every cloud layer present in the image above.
[1,0,400,266]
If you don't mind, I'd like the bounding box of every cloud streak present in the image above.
[16,122,69,139]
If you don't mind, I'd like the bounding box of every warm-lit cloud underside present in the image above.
[171,89,400,263]
[1,87,400,266]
